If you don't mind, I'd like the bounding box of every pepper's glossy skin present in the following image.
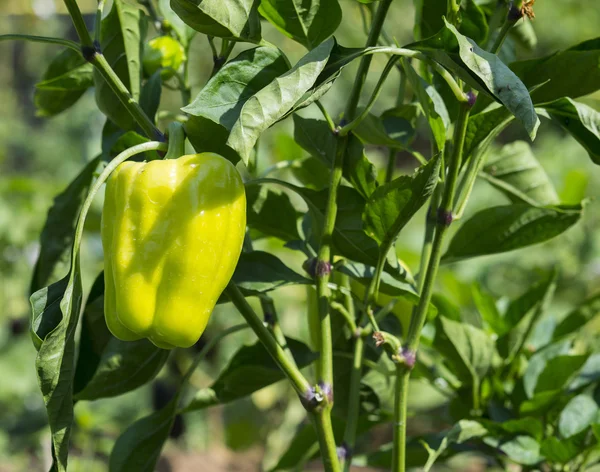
[142,36,185,79]
[102,153,246,349]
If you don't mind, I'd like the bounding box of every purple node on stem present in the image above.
[437,209,453,227]
[401,347,416,368]
[466,91,477,108]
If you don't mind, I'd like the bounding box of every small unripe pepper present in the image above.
[102,134,246,349]
[142,36,185,79]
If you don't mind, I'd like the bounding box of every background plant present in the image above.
[1,0,600,471]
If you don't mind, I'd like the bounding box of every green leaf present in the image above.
[109,396,178,472]
[535,355,589,395]
[570,353,600,390]
[442,204,583,263]
[500,418,544,441]
[339,261,418,301]
[510,37,600,104]
[553,292,600,340]
[523,341,572,399]
[247,186,301,241]
[520,390,562,416]
[380,104,419,147]
[559,395,598,438]
[182,338,317,411]
[423,420,488,471]
[170,0,261,41]
[74,337,169,401]
[402,60,448,151]
[409,19,539,139]
[184,115,240,163]
[363,156,441,254]
[463,105,513,162]
[293,116,377,199]
[433,316,495,385]
[414,0,487,44]
[483,435,541,466]
[30,157,100,293]
[258,0,342,49]
[72,273,110,395]
[34,48,93,117]
[227,39,334,163]
[158,0,195,46]
[540,98,600,165]
[94,0,143,130]
[481,141,559,206]
[472,283,506,335]
[231,250,311,293]
[183,46,289,129]
[139,71,162,124]
[540,434,585,464]
[498,272,557,362]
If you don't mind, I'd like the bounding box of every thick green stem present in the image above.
[62,0,94,48]
[313,409,342,472]
[385,148,396,183]
[342,335,365,472]
[489,14,518,54]
[0,34,80,52]
[164,122,185,159]
[62,0,163,141]
[316,138,348,386]
[344,0,395,120]
[392,369,410,472]
[91,54,163,141]
[226,283,311,396]
[393,103,471,472]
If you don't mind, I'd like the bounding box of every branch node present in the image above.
[437,208,453,227]
[81,41,100,62]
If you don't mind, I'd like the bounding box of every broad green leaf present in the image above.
[380,104,419,148]
[139,71,162,124]
[559,395,598,438]
[541,434,586,464]
[540,98,600,165]
[71,274,111,396]
[472,283,506,335]
[94,0,143,130]
[170,0,261,41]
[414,0,488,44]
[34,48,93,117]
[500,418,544,441]
[182,338,317,411]
[247,186,301,241]
[109,396,178,472]
[523,341,571,399]
[553,292,600,340]
[227,39,334,163]
[520,390,562,416]
[535,355,589,395]
[230,250,311,293]
[409,19,539,139]
[74,336,169,401]
[481,141,559,206]
[184,115,240,163]
[293,116,377,199]
[510,37,600,104]
[158,0,195,46]
[442,203,583,263]
[423,420,488,471]
[570,353,600,390]
[363,156,440,257]
[339,261,417,301]
[483,435,541,466]
[30,157,100,293]
[402,60,448,151]
[463,105,513,162]
[353,112,414,149]
[183,46,289,129]
[498,272,557,362]
[258,0,342,49]
[433,316,495,386]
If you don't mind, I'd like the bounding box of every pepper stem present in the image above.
[164,122,186,160]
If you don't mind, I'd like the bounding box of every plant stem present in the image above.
[315,137,348,387]
[226,283,311,396]
[489,15,517,54]
[345,0,395,121]
[317,100,336,132]
[393,102,471,472]
[342,335,365,472]
[62,0,164,141]
[62,0,94,48]
[392,369,410,471]
[313,409,342,472]
[0,34,80,52]
[92,53,164,141]
[339,56,399,136]
[94,0,106,44]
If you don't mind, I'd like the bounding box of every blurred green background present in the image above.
[1,1,600,470]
